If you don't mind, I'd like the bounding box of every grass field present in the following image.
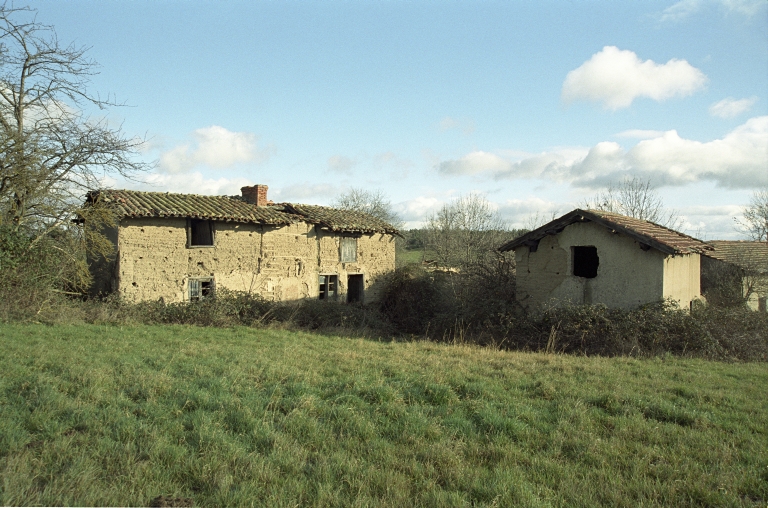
[1,324,766,507]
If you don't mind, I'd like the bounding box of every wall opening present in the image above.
[319,274,338,300]
[189,219,214,246]
[347,274,364,303]
[572,246,599,278]
[189,278,214,301]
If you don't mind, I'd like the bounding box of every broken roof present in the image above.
[704,240,768,272]
[278,203,401,235]
[85,189,399,234]
[499,209,713,256]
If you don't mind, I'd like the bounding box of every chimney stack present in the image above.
[241,185,268,206]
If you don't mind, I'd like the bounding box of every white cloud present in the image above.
[709,96,758,118]
[438,116,475,135]
[136,172,253,196]
[437,116,768,189]
[562,46,708,110]
[395,196,444,225]
[327,155,357,174]
[660,0,703,21]
[159,126,273,173]
[271,183,336,203]
[661,0,766,21]
[438,151,514,176]
[615,129,666,139]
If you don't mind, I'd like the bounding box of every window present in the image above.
[319,274,338,300]
[189,278,214,301]
[340,237,357,263]
[572,246,599,278]
[189,219,214,247]
[347,274,364,303]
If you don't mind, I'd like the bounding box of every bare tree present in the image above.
[583,177,682,229]
[738,188,768,242]
[0,4,147,237]
[331,187,403,228]
[425,193,509,269]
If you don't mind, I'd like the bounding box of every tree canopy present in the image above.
[0,3,147,237]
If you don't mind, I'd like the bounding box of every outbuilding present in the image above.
[499,209,713,311]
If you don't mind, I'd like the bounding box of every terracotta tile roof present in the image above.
[86,189,400,234]
[704,240,768,273]
[499,208,713,256]
[278,203,401,235]
[87,189,296,225]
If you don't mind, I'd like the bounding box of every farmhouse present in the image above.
[85,185,399,304]
[499,209,713,311]
[701,240,768,312]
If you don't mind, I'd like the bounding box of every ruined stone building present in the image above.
[85,185,399,303]
[499,209,712,311]
[701,240,768,312]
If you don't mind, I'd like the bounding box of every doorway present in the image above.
[347,274,364,303]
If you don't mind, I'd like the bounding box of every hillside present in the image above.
[1,324,766,507]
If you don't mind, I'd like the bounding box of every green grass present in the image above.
[396,248,427,266]
[1,324,766,507]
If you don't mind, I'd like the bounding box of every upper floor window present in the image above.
[572,246,599,278]
[189,219,214,247]
[340,237,357,263]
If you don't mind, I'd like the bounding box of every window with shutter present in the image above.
[340,237,357,262]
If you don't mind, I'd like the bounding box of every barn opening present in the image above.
[572,246,599,278]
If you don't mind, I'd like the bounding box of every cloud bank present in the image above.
[159,126,273,173]
[437,116,768,189]
[562,46,707,110]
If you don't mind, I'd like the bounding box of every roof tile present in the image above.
[499,209,712,255]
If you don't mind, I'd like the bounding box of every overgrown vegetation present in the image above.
[1,324,766,506]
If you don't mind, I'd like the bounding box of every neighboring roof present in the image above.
[85,189,400,235]
[278,203,401,235]
[499,209,713,256]
[704,240,768,272]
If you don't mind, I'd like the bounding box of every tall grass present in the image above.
[1,324,767,506]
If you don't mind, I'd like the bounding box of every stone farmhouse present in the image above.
[702,240,768,312]
[499,209,713,311]
[85,185,399,304]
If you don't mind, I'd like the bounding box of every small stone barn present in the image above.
[701,240,768,312]
[498,209,713,311]
[84,185,399,304]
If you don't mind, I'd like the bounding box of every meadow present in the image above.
[1,323,766,506]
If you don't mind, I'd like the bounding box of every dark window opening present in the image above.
[319,275,338,300]
[340,237,357,263]
[347,274,364,303]
[189,278,214,301]
[572,246,599,278]
[190,219,214,246]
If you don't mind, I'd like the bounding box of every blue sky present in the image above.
[33,0,768,237]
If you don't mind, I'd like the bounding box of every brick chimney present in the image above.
[241,185,268,206]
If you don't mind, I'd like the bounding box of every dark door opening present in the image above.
[347,274,364,303]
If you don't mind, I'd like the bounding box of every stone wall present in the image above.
[103,217,395,303]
